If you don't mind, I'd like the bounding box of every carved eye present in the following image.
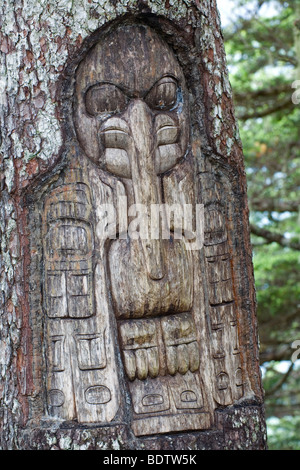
[85,83,127,116]
[146,77,178,111]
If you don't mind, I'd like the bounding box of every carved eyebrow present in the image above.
[85,81,139,101]
[154,74,178,83]
[144,74,179,97]
[84,81,123,92]
[85,75,179,98]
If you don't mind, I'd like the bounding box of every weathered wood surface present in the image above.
[0,0,266,450]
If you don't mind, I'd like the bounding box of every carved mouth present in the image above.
[157,124,177,131]
[100,118,130,134]
[100,128,129,135]
[100,119,130,149]
[156,124,178,146]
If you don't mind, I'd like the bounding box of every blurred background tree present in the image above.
[219,0,300,450]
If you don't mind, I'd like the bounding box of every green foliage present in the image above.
[267,415,300,450]
[222,0,300,450]
[254,247,299,321]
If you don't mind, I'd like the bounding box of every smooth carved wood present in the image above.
[40,23,245,435]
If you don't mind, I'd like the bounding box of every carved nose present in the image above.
[127,100,165,281]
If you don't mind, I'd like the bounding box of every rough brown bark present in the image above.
[0,0,266,450]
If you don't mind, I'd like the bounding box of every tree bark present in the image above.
[0,0,266,450]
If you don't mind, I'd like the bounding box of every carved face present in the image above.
[74,24,189,176]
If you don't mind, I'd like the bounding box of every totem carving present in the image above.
[40,24,244,436]
[43,167,120,423]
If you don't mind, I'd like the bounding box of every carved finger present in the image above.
[147,347,159,378]
[166,345,177,376]
[188,341,200,372]
[177,343,189,375]
[135,348,148,380]
[123,350,136,381]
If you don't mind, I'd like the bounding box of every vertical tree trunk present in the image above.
[0,0,267,450]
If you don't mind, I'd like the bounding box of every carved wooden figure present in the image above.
[0,0,267,450]
[37,23,244,437]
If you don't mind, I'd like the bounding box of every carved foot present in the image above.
[161,313,200,375]
[119,313,200,381]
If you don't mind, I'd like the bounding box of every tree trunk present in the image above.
[295,0,300,80]
[0,0,267,450]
